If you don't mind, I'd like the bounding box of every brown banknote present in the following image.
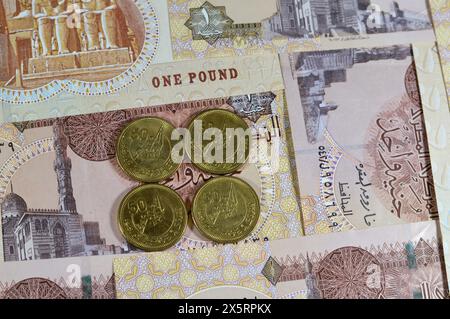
[114,221,448,299]
[281,43,438,235]
[0,255,115,299]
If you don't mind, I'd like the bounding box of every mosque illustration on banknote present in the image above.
[263,0,431,39]
[1,120,127,262]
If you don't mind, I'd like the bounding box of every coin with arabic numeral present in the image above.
[187,109,250,175]
[118,184,188,252]
[117,117,181,183]
[191,176,260,244]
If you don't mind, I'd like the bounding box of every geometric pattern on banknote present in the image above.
[63,110,129,161]
[114,242,276,299]
[316,247,385,299]
[184,1,262,46]
[0,275,116,299]
[227,92,276,122]
[261,256,283,286]
[75,275,117,299]
[365,93,438,222]
[2,278,68,299]
[103,274,116,299]
[185,1,234,45]
[0,91,302,256]
[300,194,353,236]
[300,196,328,236]
[0,0,159,104]
[276,237,446,299]
[82,275,116,299]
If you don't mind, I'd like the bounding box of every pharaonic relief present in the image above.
[0,0,157,96]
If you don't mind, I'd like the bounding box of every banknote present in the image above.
[0,255,115,299]
[430,0,450,98]
[280,43,442,235]
[113,220,448,299]
[168,0,435,60]
[0,85,303,263]
[0,0,438,116]
[0,1,283,121]
[413,43,450,293]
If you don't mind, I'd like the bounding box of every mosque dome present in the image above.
[1,193,27,217]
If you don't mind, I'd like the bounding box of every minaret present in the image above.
[53,120,77,213]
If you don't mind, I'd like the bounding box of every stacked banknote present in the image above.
[0,0,449,299]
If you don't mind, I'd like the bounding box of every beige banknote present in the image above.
[168,0,435,59]
[413,43,450,294]
[113,220,448,299]
[0,0,438,118]
[281,43,444,234]
[0,255,115,299]
[0,84,303,262]
[0,0,284,121]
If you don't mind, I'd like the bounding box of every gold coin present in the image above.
[192,177,260,243]
[118,184,187,252]
[117,117,181,183]
[187,109,250,175]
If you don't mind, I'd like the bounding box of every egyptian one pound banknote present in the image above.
[113,221,448,299]
[0,84,303,262]
[0,0,439,114]
[281,43,443,235]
